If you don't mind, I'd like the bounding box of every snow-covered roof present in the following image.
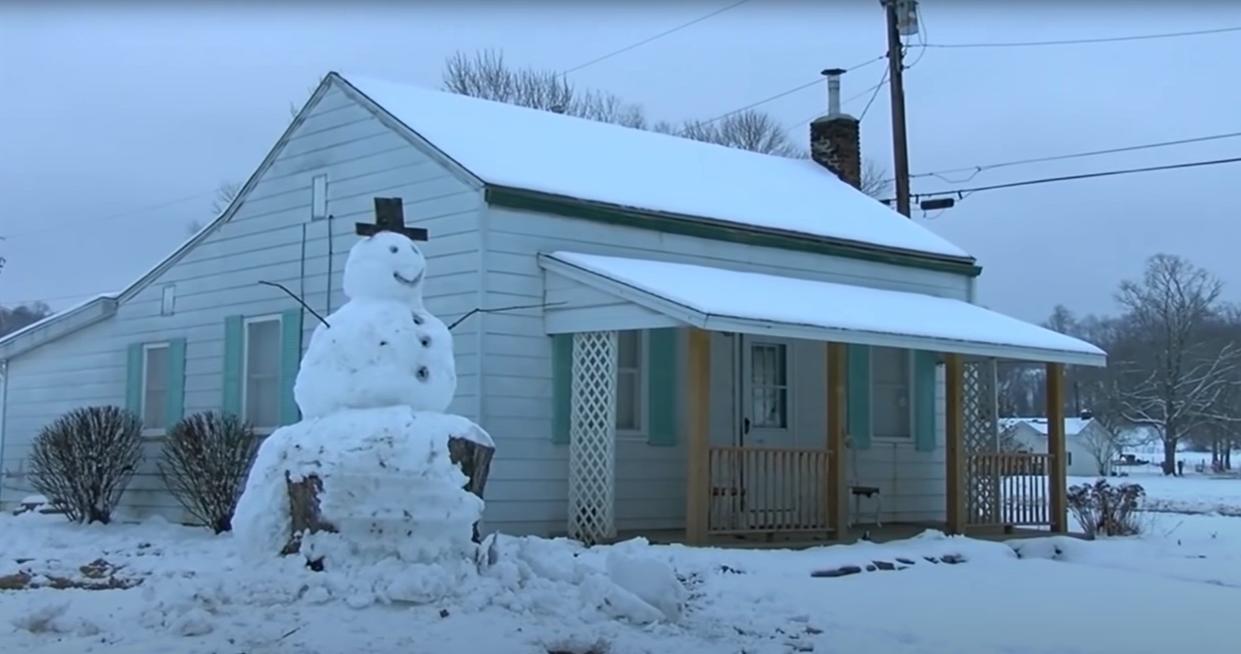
[1000,417,1094,437]
[337,74,973,262]
[539,251,1107,366]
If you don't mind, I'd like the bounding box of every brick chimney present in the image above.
[810,68,861,189]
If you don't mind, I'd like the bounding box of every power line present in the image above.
[793,77,890,128]
[562,0,752,76]
[857,68,888,122]
[897,155,1241,204]
[4,189,214,240]
[923,25,1241,49]
[704,53,886,125]
[905,130,1241,184]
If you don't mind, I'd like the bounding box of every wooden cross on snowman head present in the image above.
[355,197,428,241]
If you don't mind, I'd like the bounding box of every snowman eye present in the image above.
[388,245,398,254]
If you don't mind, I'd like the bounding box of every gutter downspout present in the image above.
[0,360,8,505]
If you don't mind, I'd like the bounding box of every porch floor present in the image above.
[614,522,1065,549]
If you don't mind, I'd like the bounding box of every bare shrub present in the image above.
[28,406,142,524]
[1067,479,1145,539]
[159,412,258,533]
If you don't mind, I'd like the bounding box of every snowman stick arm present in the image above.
[257,280,332,328]
[447,301,566,331]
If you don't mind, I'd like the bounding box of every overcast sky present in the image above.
[3,0,1239,324]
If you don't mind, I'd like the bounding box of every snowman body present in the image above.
[294,231,457,418]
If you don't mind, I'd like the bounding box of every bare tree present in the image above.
[0,302,52,338]
[442,49,644,128]
[211,181,240,216]
[1114,254,1239,475]
[859,159,892,200]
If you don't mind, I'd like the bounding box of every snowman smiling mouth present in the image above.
[393,270,424,287]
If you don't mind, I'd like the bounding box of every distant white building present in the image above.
[999,416,1107,477]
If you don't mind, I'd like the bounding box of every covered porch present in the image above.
[539,251,1106,546]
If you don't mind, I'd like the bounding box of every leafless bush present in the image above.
[160,412,258,533]
[28,406,142,524]
[1067,479,1145,539]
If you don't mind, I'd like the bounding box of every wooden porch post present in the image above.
[1046,362,1069,533]
[944,354,966,534]
[684,328,711,545]
[826,342,849,539]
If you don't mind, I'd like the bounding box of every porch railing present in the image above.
[707,446,830,535]
[967,453,1051,526]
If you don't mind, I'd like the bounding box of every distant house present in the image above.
[0,71,1104,542]
[1000,416,1107,477]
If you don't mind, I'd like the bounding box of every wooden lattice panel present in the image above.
[963,359,1000,524]
[568,331,618,545]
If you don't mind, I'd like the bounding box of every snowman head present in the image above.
[342,231,427,303]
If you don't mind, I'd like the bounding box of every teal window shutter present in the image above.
[551,334,572,444]
[165,338,187,429]
[646,329,678,446]
[913,351,937,452]
[125,343,144,416]
[847,344,872,450]
[279,309,304,425]
[222,315,244,417]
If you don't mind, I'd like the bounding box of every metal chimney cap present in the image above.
[821,68,847,77]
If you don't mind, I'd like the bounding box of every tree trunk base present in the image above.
[281,474,336,566]
[447,436,494,543]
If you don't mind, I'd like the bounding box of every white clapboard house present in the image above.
[0,72,1105,543]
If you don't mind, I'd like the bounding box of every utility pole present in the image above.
[882,0,917,218]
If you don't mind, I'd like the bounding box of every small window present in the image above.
[142,343,170,430]
[750,342,788,429]
[872,347,912,439]
[616,331,644,432]
[161,284,176,316]
[311,174,328,220]
[243,317,282,429]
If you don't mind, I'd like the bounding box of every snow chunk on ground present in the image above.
[233,406,484,573]
[606,550,686,622]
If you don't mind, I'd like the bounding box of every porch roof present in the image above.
[538,251,1106,367]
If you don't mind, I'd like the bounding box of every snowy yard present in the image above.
[1072,466,1241,515]
[2,506,1240,654]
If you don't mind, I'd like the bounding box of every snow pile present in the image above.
[233,407,485,573]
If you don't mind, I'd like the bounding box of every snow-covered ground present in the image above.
[2,507,1240,654]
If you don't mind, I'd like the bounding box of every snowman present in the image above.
[232,199,493,594]
[294,230,456,417]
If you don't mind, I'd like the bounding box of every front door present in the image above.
[738,336,796,528]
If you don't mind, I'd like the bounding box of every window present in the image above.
[750,343,788,429]
[616,330,645,432]
[311,174,328,220]
[142,343,170,430]
[243,317,282,429]
[872,347,912,439]
[160,285,176,316]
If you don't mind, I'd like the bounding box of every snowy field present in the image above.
[1071,466,1241,515]
[2,508,1240,654]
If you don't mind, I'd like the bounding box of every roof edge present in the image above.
[0,296,118,361]
[497,186,982,278]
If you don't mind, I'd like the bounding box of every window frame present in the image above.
[748,340,791,431]
[614,330,649,438]
[311,174,328,220]
[241,314,284,433]
[870,347,914,441]
[140,341,171,437]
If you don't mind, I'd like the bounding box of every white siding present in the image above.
[477,206,968,535]
[0,83,486,518]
